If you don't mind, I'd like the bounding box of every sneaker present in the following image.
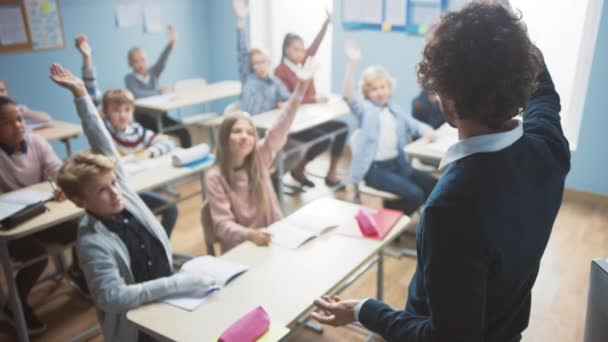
[67,267,90,298]
[290,171,315,188]
[2,305,47,335]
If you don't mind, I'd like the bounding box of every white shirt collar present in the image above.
[438,120,523,171]
[135,72,150,85]
[283,58,301,73]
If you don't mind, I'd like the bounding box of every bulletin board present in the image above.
[0,0,64,54]
[342,0,467,35]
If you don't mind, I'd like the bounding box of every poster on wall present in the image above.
[24,0,64,50]
[342,0,456,35]
[0,5,28,45]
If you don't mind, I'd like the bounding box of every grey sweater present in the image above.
[74,95,207,341]
[124,44,172,99]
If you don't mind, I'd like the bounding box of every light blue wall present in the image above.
[565,5,608,195]
[331,0,608,195]
[204,0,240,113]
[0,0,210,157]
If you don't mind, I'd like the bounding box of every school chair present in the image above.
[200,201,217,256]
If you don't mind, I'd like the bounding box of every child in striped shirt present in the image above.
[75,35,178,237]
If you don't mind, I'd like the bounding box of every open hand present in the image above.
[311,296,359,327]
[232,0,249,20]
[168,24,177,47]
[75,35,91,58]
[49,64,86,97]
[345,40,361,62]
[295,57,319,82]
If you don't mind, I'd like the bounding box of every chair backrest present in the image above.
[175,78,207,95]
[200,201,217,256]
[223,101,240,115]
[584,258,608,342]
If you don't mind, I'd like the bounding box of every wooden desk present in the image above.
[33,121,83,156]
[134,81,241,133]
[0,152,214,342]
[127,198,410,342]
[251,97,350,134]
[404,123,458,167]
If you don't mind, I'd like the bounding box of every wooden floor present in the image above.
[1,155,607,342]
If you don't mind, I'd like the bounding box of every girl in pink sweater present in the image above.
[204,58,318,252]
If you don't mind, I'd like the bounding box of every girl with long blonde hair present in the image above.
[204,58,318,252]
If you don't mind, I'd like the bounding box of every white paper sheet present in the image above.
[0,190,53,205]
[343,0,383,24]
[267,222,316,249]
[0,202,26,221]
[385,0,407,26]
[162,256,248,311]
[143,3,163,33]
[115,4,141,29]
[122,157,168,175]
[0,6,28,45]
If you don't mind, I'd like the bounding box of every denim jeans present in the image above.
[364,155,437,214]
[140,191,178,237]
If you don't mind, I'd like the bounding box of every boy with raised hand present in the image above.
[75,34,179,238]
[311,1,570,341]
[124,24,192,148]
[50,64,214,342]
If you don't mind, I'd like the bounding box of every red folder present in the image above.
[356,207,403,240]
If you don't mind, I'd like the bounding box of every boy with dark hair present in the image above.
[311,2,570,341]
[0,95,85,335]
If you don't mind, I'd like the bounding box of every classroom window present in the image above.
[510,0,604,149]
[250,0,333,96]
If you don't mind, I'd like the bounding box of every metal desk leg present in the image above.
[156,113,164,133]
[0,240,30,342]
[61,138,73,156]
[275,150,286,212]
[377,249,384,301]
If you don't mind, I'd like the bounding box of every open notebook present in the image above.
[163,256,248,311]
[267,210,343,249]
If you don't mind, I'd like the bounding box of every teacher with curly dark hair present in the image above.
[310,1,571,341]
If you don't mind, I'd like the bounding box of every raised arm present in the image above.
[149,25,176,78]
[306,10,331,57]
[76,35,102,106]
[233,0,251,83]
[257,58,318,167]
[49,64,126,179]
[342,41,360,102]
[342,41,367,123]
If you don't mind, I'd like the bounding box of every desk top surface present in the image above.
[134,81,241,112]
[252,98,350,134]
[127,198,410,342]
[0,152,213,239]
[33,121,83,141]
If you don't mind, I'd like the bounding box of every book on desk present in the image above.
[163,256,248,311]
